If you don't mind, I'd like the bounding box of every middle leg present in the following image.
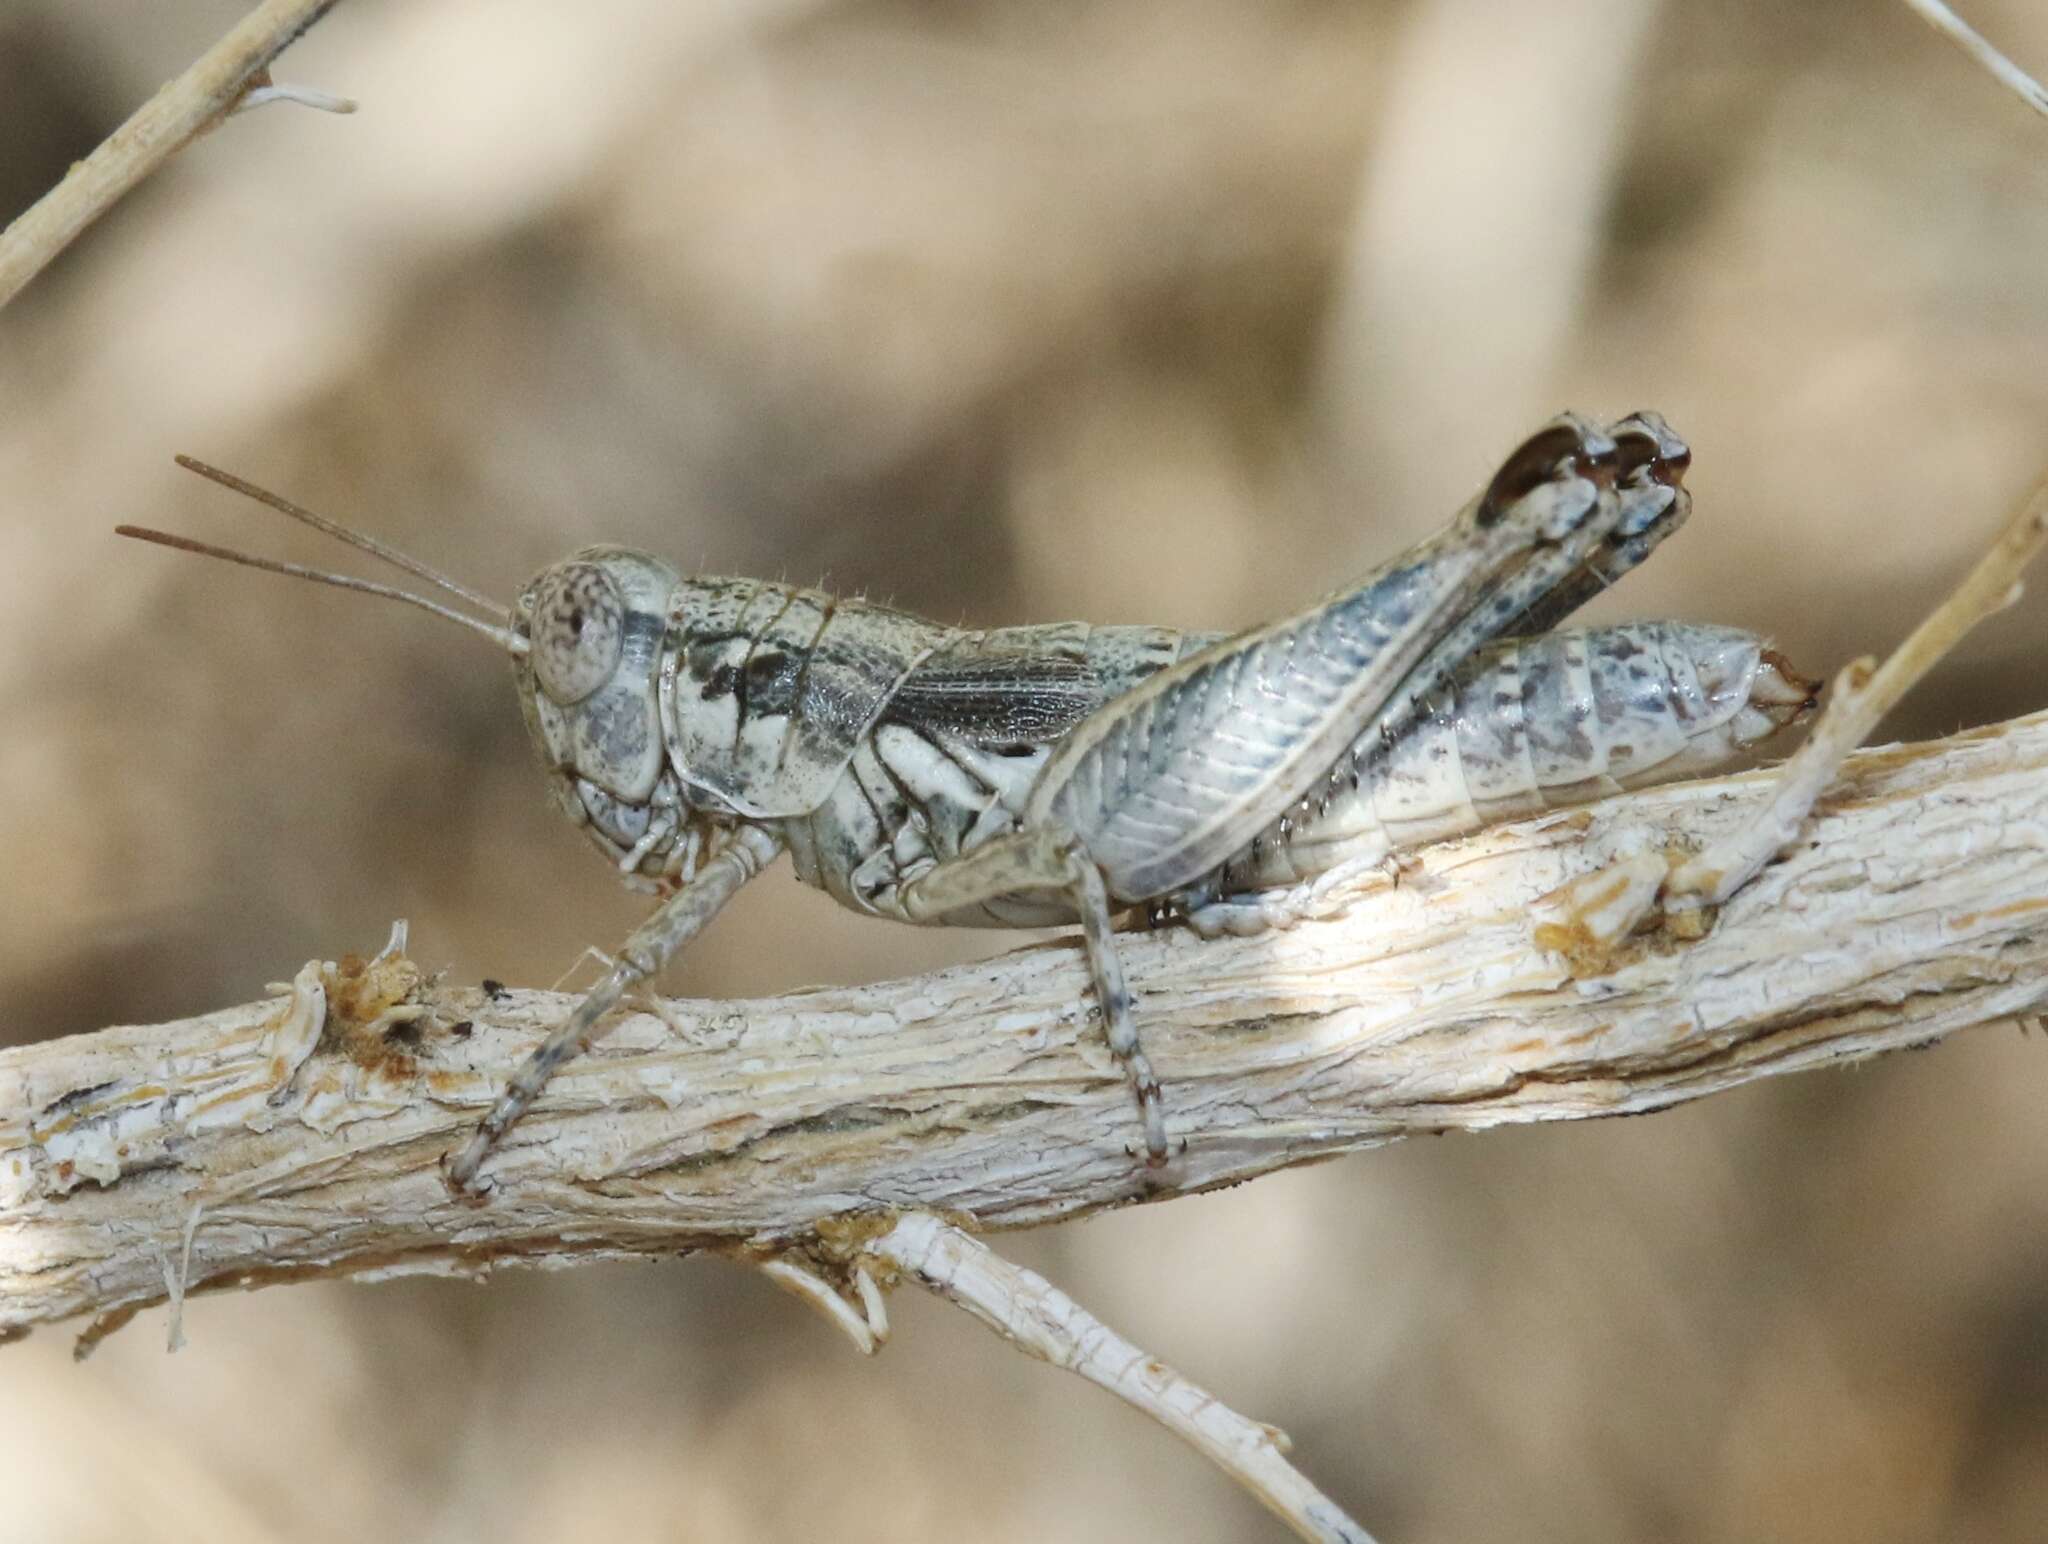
[898,829,1166,1164]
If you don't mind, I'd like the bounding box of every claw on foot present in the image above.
[440,1147,494,1206]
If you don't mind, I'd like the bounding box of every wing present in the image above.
[882,622,1217,750]
[1025,413,1630,902]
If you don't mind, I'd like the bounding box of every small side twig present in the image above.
[232,77,357,119]
[1898,0,2048,122]
[0,0,349,312]
[868,1214,1378,1544]
[1540,462,2048,954]
[1668,464,2048,909]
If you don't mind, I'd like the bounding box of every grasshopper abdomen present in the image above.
[1211,621,1816,898]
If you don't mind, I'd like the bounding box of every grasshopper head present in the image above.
[513,547,680,809]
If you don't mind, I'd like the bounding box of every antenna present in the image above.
[116,522,526,656]
[172,455,511,622]
[118,454,528,651]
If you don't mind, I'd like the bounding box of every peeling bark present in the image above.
[5,713,2048,1343]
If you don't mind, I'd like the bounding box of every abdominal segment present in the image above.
[1212,621,1815,895]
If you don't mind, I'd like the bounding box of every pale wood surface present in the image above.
[6,710,2045,1343]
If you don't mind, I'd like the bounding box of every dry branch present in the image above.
[869,1214,1377,1544]
[0,0,348,311]
[7,709,2048,1342]
[1899,0,2048,124]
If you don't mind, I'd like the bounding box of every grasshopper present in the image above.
[119,411,1814,1195]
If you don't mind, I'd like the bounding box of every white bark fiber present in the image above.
[6,711,2048,1342]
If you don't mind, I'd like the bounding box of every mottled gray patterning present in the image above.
[119,412,1816,1196]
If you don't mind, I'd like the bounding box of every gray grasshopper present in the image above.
[119,411,1814,1194]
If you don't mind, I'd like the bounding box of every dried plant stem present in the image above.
[1899,0,2048,123]
[1534,461,2048,962]
[7,714,2048,1533]
[869,1214,1378,1544]
[1667,466,2048,909]
[3,713,2045,1299]
[0,0,347,312]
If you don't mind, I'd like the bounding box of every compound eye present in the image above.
[529,563,624,704]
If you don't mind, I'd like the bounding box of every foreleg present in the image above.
[445,823,786,1196]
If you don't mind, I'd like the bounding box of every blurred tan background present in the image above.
[4,1,2048,1540]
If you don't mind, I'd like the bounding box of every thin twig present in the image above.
[1535,463,2048,957]
[0,0,348,312]
[869,1213,1378,1544]
[1898,0,2048,122]
[1667,465,2048,907]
